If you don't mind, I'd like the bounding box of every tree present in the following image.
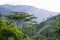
[56,17,60,27]
[0,18,24,40]
[52,17,60,40]
[32,35,46,40]
[21,25,37,37]
[23,36,32,40]
[5,12,37,28]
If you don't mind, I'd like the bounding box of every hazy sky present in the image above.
[0,0,60,12]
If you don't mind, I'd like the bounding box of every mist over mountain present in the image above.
[0,6,12,14]
[0,4,59,22]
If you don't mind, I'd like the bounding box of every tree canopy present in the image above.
[5,12,37,28]
[0,18,24,40]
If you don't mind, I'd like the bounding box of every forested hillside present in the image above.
[36,14,60,37]
[0,11,60,40]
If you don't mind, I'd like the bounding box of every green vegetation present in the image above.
[0,12,60,40]
[0,18,24,40]
[52,17,60,40]
[5,12,37,28]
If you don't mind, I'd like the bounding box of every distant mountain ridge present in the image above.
[0,4,59,22]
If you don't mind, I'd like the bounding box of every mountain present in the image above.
[36,14,60,37]
[0,4,59,22]
[0,6,12,14]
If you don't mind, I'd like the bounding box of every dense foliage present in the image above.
[0,18,24,40]
[0,12,60,40]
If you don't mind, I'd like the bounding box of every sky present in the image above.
[0,0,60,12]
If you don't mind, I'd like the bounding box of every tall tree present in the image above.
[5,12,37,28]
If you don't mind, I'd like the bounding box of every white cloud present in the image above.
[0,0,60,12]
